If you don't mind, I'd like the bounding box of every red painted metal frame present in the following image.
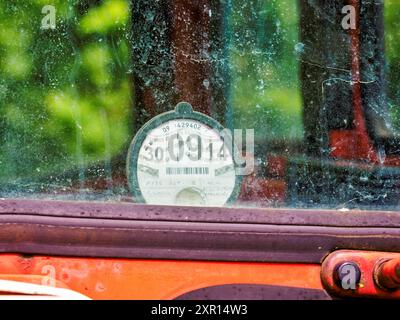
[329,0,400,166]
[330,0,377,163]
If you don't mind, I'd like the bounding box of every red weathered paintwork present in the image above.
[0,254,322,300]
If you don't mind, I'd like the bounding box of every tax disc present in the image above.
[126,102,242,206]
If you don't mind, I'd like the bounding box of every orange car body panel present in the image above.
[0,254,321,299]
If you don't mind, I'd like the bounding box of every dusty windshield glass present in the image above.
[0,0,399,211]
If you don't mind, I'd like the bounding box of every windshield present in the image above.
[0,0,399,211]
